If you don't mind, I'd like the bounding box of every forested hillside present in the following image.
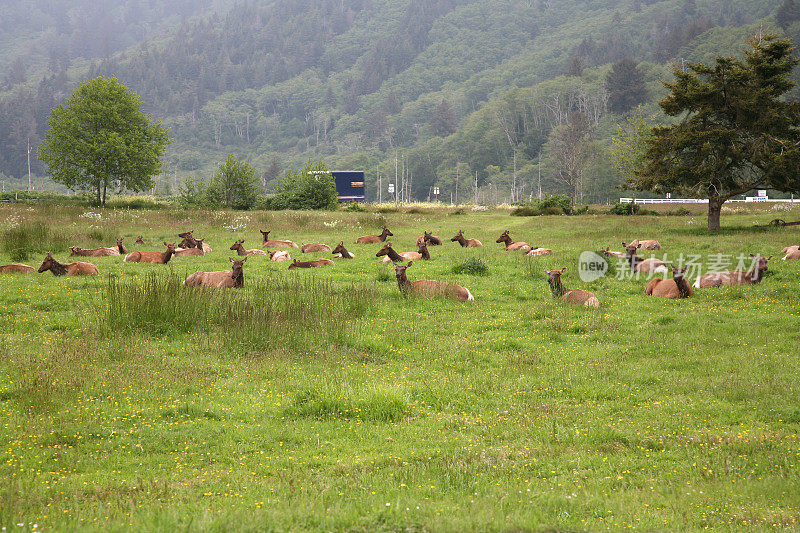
[0,0,793,202]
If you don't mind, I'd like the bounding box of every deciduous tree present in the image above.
[38,77,170,206]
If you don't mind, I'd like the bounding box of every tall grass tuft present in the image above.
[105,273,376,354]
[451,257,489,276]
[1,222,68,262]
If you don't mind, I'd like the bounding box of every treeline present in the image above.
[0,0,787,204]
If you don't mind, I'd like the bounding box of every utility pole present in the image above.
[27,137,32,191]
[394,151,398,204]
[512,150,517,203]
[378,166,382,204]
[474,171,478,204]
[537,152,542,199]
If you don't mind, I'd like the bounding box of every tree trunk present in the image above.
[102,182,107,207]
[707,197,723,231]
[96,184,101,207]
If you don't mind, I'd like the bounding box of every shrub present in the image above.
[451,257,489,276]
[511,195,583,216]
[342,202,365,212]
[270,159,338,211]
[608,202,640,215]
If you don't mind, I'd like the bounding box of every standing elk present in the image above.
[260,230,298,248]
[645,265,693,299]
[184,257,246,288]
[545,268,599,307]
[124,242,177,264]
[357,227,393,244]
[623,242,668,274]
[450,230,482,248]
[0,264,35,273]
[332,242,355,259]
[376,242,421,263]
[694,254,772,288]
[392,261,473,301]
[288,258,334,269]
[230,240,267,256]
[38,252,98,276]
[496,230,531,251]
[301,243,333,253]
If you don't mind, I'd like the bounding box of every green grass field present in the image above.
[1,203,799,531]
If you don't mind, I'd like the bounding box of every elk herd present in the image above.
[0,224,795,307]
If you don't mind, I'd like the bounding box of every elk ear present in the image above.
[544,269,550,274]
[749,253,755,257]
[767,255,773,260]
[560,267,567,273]
[406,261,413,267]
[242,256,247,262]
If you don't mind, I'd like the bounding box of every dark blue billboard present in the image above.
[332,171,365,202]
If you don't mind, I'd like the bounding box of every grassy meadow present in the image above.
[1,202,800,531]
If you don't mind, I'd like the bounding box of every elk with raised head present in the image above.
[268,250,292,262]
[0,264,35,274]
[422,231,442,246]
[38,252,98,276]
[623,241,668,274]
[288,258,334,269]
[545,268,599,307]
[177,231,212,253]
[357,226,393,244]
[376,242,421,263]
[450,230,482,248]
[115,237,128,254]
[645,265,694,298]
[135,236,145,245]
[69,244,120,257]
[174,239,206,257]
[694,254,772,288]
[124,242,176,264]
[301,242,333,253]
[260,230,298,248]
[392,261,473,301]
[417,240,430,260]
[230,239,267,256]
[184,257,246,288]
[332,242,355,259]
[496,230,531,251]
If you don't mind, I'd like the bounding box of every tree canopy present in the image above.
[634,34,800,230]
[38,77,170,206]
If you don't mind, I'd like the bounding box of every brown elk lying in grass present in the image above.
[135,236,145,245]
[393,261,473,301]
[115,237,128,254]
[451,230,482,247]
[288,258,334,269]
[301,243,333,253]
[332,242,355,259]
[629,239,661,250]
[177,230,212,253]
[38,252,98,276]
[417,240,430,260]
[124,242,176,264]
[525,246,552,257]
[184,257,246,288]
[694,254,772,288]
[357,227,393,244]
[545,268,599,307]
[230,240,267,256]
[377,242,421,263]
[645,265,693,299]
[0,263,35,274]
[260,230,298,248]
[623,242,668,274]
[496,230,531,251]
[421,231,442,246]
[174,239,206,257]
[600,247,626,259]
[268,250,292,262]
[70,243,120,257]
[782,244,800,260]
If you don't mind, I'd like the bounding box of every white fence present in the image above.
[619,197,797,204]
